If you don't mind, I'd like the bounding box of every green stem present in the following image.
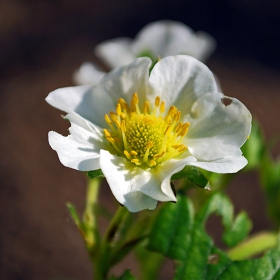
[227,231,278,260]
[93,242,111,280]
[83,178,102,258]
[109,210,154,267]
[104,205,129,243]
[92,205,129,279]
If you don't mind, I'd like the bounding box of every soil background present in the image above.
[0,0,280,279]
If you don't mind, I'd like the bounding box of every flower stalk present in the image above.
[83,178,101,258]
[92,206,129,280]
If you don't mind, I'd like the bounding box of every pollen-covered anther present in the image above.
[153,151,165,158]
[182,122,190,129]
[160,102,165,114]
[114,120,121,129]
[165,106,176,120]
[143,101,149,114]
[165,118,172,126]
[119,98,130,112]
[120,120,126,132]
[178,145,188,152]
[175,122,182,133]
[174,111,181,122]
[116,103,121,115]
[164,125,171,136]
[131,158,141,165]
[104,129,111,137]
[105,114,112,125]
[132,92,139,104]
[124,150,131,159]
[150,160,157,166]
[106,136,115,143]
[155,96,160,107]
[131,93,139,113]
[120,113,126,119]
[172,144,181,149]
[177,122,190,136]
[130,150,138,156]
[110,111,118,122]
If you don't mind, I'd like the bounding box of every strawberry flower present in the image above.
[73,20,216,86]
[47,55,251,212]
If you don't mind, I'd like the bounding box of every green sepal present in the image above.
[171,165,210,190]
[137,49,155,61]
[87,169,104,179]
[137,49,160,72]
[67,202,82,229]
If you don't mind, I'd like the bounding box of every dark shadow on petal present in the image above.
[74,86,114,128]
[77,157,99,170]
[221,97,233,106]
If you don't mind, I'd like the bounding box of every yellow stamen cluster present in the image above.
[104,93,190,168]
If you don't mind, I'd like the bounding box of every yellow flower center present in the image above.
[104,93,190,168]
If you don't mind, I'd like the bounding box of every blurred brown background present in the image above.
[0,0,280,279]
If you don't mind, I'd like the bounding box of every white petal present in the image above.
[189,155,248,174]
[46,58,151,128]
[186,92,252,160]
[65,113,112,153]
[131,20,216,62]
[189,31,216,62]
[46,85,115,128]
[151,156,197,198]
[94,38,135,68]
[99,150,158,212]
[120,192,157,213]
[46,85,92,114]
[49,114,107,171]
[73,62,105,85]
[100,57,151,108]
[148,55,217,113]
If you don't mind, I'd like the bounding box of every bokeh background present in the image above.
[0,0,280,279]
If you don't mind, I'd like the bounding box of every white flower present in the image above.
[47,55,251,212]
[73,20,216,86]
[73,62,105,86]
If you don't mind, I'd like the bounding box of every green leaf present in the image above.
[147,193,195,260]
[209,243,280,279]
[223,211,252,247]
[147,193,279,280]
[241,119,265,171]
[171,166,210,190]
[260,155,280,226]
[87,169,104,179]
